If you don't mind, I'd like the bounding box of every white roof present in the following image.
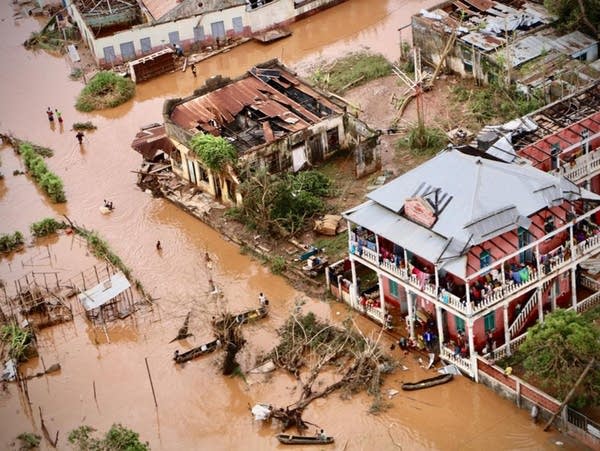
[345,148,600,278]
[78,272,131,311]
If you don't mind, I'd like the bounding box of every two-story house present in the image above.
[328,147,600,380]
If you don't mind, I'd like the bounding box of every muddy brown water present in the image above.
[0,1,584,449]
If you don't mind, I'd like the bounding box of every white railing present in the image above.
[561,151,600,183]
[570,290,600,313]
[508,289,540,338]
[581,275,600,291]
[365,307,384,323]
[483,332,528,362]
[438,290,465,313]
[440,346,474,376]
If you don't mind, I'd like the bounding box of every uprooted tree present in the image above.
[212,312,248,376]
[263,311,394,430]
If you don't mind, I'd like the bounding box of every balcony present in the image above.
[348,213,600,317]
[555,149,600,184]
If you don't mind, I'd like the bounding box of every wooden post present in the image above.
[543,358,595,431]
[145,357,158,408]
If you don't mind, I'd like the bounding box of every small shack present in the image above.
[128,48,175,83]
[77,271,134,324]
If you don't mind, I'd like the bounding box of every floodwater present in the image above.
[0,1,584,450]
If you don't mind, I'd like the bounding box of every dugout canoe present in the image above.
[275,434,334,445]
[212,306,268,329]
[173,339,221,364]
[401,373,453,391]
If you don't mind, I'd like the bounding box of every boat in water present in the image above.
[173,339,221,364]
[401,373,453,391]
[276,433,334,445]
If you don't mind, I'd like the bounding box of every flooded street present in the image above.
[0,1,582,449]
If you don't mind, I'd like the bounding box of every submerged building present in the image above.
[160,60,379,205]
[65,0,349,67]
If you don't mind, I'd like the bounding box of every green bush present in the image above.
[0,231,24,253]
[30,218,66,237]
[19,143,66,203]
[69,424,149,451]
[189,133,237,172]
[270,256,287,274]
[76,71,135,112]
[311,52,392,93]
[396,124,448,157]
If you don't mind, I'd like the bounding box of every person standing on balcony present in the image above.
[486,329,494,358]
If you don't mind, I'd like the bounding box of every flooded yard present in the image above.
[0,1,584,449]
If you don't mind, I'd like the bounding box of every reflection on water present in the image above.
[0,0,585,450]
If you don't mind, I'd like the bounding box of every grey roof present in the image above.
[345,149,600,277]
[78,272,131,311]
[344,200,467,276]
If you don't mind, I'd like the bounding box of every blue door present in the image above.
[211,21,225,40]
[120,41,135,61]
[140,37,151,54]
[168,31,180,45]
[232,17,243,34]
[193,26,205,42]
[103,46,116,64]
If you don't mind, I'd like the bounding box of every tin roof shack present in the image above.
[411,0,598,92]
[66,0,349,68]
[163,60,380,206]
[128,48,175,83]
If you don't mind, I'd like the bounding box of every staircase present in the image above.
[508,281,551,339]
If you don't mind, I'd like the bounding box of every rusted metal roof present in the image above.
[141,0,178,21]
[142,0,244,21]
[131,124,174,160]
[170,65,342,140]
[461,0,494,12]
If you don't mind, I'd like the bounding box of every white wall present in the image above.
[245,0,294,31]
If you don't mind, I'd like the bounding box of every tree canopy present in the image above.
[189,133,237,173]
[232,169,331,236]
[544,0,600,36]
[519,308,600,407]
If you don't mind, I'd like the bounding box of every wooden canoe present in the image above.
[173,339,221,364]
[276,434,334,445]
[401,373,453,391]
[212,306,268,329]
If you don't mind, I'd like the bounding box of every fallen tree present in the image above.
[263,312,394,431]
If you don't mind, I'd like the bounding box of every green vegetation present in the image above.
[517,309,600,408]
[314,233,348,262]
[17,432,41,449]
[73,226,150,302]
[269,255,287,275]
[310,52,392,94]
[189,133,237,172]
[1,321,34,362]
[30,218,66,238]
[452,81,544,125]
[232,169,332,236]
[14,140,54,158]
[75,71,135,112]
[73,121,98,131]
[0,231,24,253]
[544,0,600,35]
[68,424,149,451]
[19,143,65,203]
[396,123,448,157]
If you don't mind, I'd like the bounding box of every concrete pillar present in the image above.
[571,267,577,309]
[350,258,358,309]
[407,291,416,340]
[467,320,478,382]
[435,304,444,353]
[538,285,544,323]
[503,304,510,356]
[551,278,557,311]
[378,272,386,316]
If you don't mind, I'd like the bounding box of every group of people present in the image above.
[103,199,114,210]
[45,107,63,123]
[259,292,269,307]
[452,330,469,358]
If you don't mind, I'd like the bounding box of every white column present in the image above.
[551,278,557,311]
[406,291,416,340]
[435,304,444,354]
[571,267,577,308]
[350,258,358,309]
[467,320,478,382]
[503,304,510,356]
[375,234,380,265]
[538,285,544,323]
[378,272,386,316]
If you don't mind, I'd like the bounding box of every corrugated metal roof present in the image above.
[142,0,244,21]
[553,30,598,56]
[365,149,598,246]
[78,272,131,311]
[344,200,468,277]
[142,0,178,21]
[170,65,342,143]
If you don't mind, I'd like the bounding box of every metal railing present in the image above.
[566,407,600,439]
[440,346,473,376]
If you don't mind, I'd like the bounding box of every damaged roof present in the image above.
[170,62,342,151]
[142,0,244,22]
